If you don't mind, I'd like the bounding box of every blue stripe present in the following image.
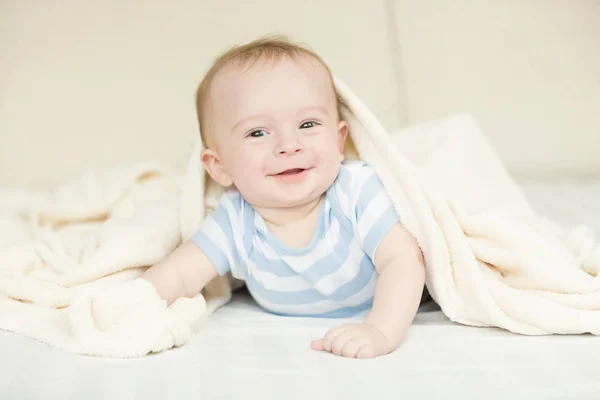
[325,185,353,232]
[245,274,328,304]
[245,253,376,306]
[355,173,382,220]
[191,198,246,276]
[335,163,354,189]
[222,191,254,258]
[249,242,300,278]
[328,255,376,301]
[211,199,234,227]
[362,206,400,259]
[267,296,374,318]
[299,218,353,283]
[212,203,244,266]
[242,201,256,256]
[190,231,230,275]
[308,296,374,318]
[228,191,243,215]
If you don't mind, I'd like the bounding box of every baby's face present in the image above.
[205,56,347,209]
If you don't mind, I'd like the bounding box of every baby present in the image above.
[141,36,426,359]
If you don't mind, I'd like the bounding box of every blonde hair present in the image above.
[195,34,346,148]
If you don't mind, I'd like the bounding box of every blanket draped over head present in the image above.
[1,77,599,358]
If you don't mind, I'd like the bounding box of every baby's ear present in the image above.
[337,120,349,155]
[201,149,233,187]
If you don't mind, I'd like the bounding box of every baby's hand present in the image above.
[311,323,392,359]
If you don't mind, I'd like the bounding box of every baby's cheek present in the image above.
[231,159,268,203]
[232,156,264,185]
[238,157,264,174]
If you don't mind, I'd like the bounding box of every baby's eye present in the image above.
[248,129,267,138]
[299,121,317,129]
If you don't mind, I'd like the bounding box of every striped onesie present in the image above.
[191,161,400,318]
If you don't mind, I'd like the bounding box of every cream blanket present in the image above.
[1,78,600,357]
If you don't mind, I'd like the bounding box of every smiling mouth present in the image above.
[275,168,306,176]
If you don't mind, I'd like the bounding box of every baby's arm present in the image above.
[141,240,219,305]
[311,222,425,358]
[365,223,425,348]
[142,193,239,305]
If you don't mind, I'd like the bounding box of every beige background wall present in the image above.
[392,0,600,176]
[1,0,599,190]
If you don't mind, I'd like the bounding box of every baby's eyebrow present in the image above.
[230,114,270,133]
[297,106,329,117]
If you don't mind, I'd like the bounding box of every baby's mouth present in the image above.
[276,168,306,176]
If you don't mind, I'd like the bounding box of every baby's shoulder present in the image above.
[208,188,246,220]
[328,161,386,220]
[333,160,379,193]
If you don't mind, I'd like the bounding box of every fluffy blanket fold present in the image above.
[1,78,599,357]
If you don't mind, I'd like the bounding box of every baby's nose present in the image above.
[276,134,303,155]
[277,144,302,155]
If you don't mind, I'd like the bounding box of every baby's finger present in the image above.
[310,339,325,351]
[341,338,371,358]
[330,329,360,356]
[356,343,377,359]
[322,325,350,352]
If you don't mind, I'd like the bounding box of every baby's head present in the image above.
[195,35,349,210]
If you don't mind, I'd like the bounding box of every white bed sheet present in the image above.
[2,178,600,400]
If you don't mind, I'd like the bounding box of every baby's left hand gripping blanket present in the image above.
[0,159,225,358]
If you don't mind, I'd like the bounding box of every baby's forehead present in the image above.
[210,55,334,98]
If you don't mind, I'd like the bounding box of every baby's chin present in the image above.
[243,184,326,210]
[249,193,322,210]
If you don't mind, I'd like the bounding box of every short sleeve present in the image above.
[189,191,242,276]
[334,162,401,260]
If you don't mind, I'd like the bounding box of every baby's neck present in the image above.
[253,195,324,249]
[254,195,324,229]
